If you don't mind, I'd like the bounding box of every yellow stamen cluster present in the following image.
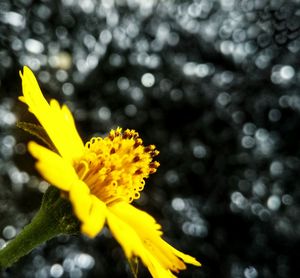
[74,127,159,205]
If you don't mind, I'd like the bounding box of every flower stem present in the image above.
[0,186,80,269]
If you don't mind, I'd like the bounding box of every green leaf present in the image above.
[17,121,57,152]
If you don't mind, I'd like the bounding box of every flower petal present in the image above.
[107,209,177,278]
[161,242,201,267]
[108,202,200,277]
[67,179,106,238]
[28,141,105,238]
[69,179,92,222]
[20,66,84,162]
[28,141,78,191]
[80,195,107,238]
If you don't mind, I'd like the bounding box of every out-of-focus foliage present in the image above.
[1,0,300,277]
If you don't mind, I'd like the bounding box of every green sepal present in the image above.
[17,121,57,151]
[128,256,139,278]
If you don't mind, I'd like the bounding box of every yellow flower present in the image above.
[19,66,201,277]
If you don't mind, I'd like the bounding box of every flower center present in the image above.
[74,127,159,205]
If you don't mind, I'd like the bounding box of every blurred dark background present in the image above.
[1,0,300,277]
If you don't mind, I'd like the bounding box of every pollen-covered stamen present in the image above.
[149,161,160,174]
[74,127,159,204]
[134,138,143,148]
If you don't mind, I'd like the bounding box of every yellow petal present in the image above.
[69,179,92,222]
[162,242,201,267]
[107,209,177,278]
[20,66,84,162]
[109,202,201,274]
[28,141,78,191]
[81,195,107,238]
[109,202,162,237]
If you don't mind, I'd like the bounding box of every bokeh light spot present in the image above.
[141,73,155,87]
